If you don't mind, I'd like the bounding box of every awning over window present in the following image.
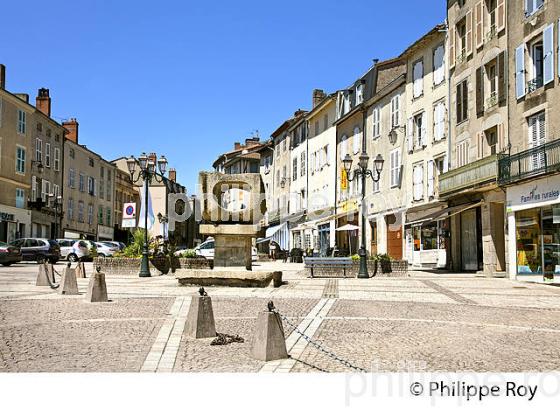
[264,222,289,250]
[406,201,483,226]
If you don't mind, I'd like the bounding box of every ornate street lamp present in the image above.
[343,152,384,278]
[127,153,168,277]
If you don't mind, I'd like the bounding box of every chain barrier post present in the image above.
[35,262,51,286]
[250,301,288,362]
[86,266,109,302]
[58,262,79,295]
[185,287,217,339]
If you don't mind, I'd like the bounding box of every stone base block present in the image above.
[36,264,54,286]
[59,267,79,295]
[176,269,273,287]
[251,311,288,362]
[75,262,86,278]
[185,295,216,338]
[86,272,108,302]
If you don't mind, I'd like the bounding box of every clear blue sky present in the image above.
[1,0,445,193]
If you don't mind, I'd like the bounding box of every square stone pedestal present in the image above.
[199,224,261,271]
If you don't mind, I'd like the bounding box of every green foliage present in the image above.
[178,249,198,258]
[370,253,392,262]
[116,229,150,258]
[351,254,360,261]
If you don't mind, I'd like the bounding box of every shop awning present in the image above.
[265,222,286,238]
[406,201,483,226]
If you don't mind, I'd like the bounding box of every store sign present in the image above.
[507,176,560,212]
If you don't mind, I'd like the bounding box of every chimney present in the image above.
[0,64,5,90]
[245,137,260,147]
[148,152,157,166]
[168,168,177,182]
[312,89,326,108]
[62,118,79,143]
[36,88,51,117]
[234,142,242,150]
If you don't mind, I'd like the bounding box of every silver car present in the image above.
[56,239,76,260]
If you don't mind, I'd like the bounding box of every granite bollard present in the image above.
[86,268,108,302]
[184,288,217,339]
[36,263,54,286]
[58,263,79,295]
[250,302,288,361]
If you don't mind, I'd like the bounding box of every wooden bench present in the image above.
[304,257,353,278]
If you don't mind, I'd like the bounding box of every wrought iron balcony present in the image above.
[439,154,498,197]
[527,77,544,94]
[485,91,498,110]
[498,139,560,185]
[485,25,497,43]
[456,49,467,64]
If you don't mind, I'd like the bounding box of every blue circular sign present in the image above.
[125,205,135,216]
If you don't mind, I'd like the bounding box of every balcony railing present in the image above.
[456,49,467,64]
[527,77,544,94]
[498,139,560,185]
[485,25,497,43]
[485,91,498,110]
[439,154,498,197]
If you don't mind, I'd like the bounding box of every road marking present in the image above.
[259,297,336,373]
[420,279,477,304]
[141,296,190,372]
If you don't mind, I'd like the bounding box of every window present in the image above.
[414,112,427,148]
[100,166,105,178]
[390,94,401,128]
[323,145,329,167]
[69,148,75,159]
[427,160,435,198]
[67,199,74,220]
[413,59,424,98]
[456,140,470,167]
[88,157,94,167]
[528,111,546,169]
[531,41,544,90]
[456,80,468,123]
[356,83,364,104]
[99,180,105,199]
[54,148,60,171]
[413,163,424,201]
[433,102,446,142]
[16,146,26,174]
[372,107,380,139]
[323,114,329,130]
[390,149,401,188]
[353,126,361,154]
[87,204,93,224]
[41,179,50,202]
[292,158,298,181]
[457,18,467,58]
[433,45,445,85]
[79,173,85,192]
[435,155,448,175]
[340,134,348,160]
[16,188,25,209]
[35,138,42,163]
[45,143,51,167]
[282,138,287,152]
[17,110,26,134]
[300,152,306,177]
[525,0,545,17]
[78,201,84,223]
[98,206,104,224]
[69,168,76,188]
[516,24,554,98]
[276,170,280,187]
[106,208,112,226]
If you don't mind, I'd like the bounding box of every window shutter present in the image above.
[475,1,484,49]
[466,9,473,57]
[340,136,346,160]
[476,66,485,116]
[421,112,427,147]
[449,26,456,69]
[353,128,360,154]
[543,24,554,85]
[498,51,507,106]
[407,117,414,152]
[497,0,506,32]
[443,154,449,172]
[498,123,506,152]
[434,45,445,85]
[477,132,485,159]
[515,44,526,99]
[427,160,435,198]
[32,175,37,200]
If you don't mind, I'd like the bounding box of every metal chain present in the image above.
[270,304,367,372]
[210,332,245,346]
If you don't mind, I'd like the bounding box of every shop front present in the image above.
[0,205,31,243]
[405,204,448,268]
[506,175,560,282]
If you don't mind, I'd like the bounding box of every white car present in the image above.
[195,239,258,262]
[95,242,119,257]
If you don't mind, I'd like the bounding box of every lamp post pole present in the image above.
[343,152,384,279]
[126,153,168,278]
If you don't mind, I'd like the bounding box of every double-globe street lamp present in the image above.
[342,152,384,279]
[126,153,168,277]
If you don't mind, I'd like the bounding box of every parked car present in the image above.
[70,240,97,262]
[56,239,76,260]
[194,239,258,262]
[9,238,60,264]
[0,241,23,266]
[102,241,125,251]
[95,242,119,257]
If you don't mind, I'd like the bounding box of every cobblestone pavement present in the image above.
[1,262,560,372]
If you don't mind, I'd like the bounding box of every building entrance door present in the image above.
[461,209,479,271]
[386,214,402,260]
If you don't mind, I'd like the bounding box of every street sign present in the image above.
[122,219,136,228]
[123,202,136,219]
